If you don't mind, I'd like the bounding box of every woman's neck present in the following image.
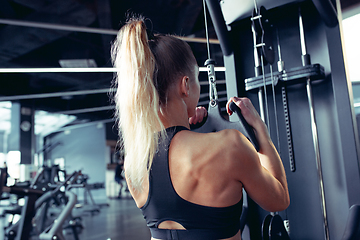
[159,98,190,129]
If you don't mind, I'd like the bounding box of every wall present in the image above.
[45,123,108,203]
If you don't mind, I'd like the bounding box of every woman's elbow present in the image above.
[266,193,290,212]
[275,183,290,211]
[275,194,290,212]
[281,194,290,211]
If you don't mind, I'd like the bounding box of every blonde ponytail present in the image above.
[112,17,165,191]
[112,16,197,192]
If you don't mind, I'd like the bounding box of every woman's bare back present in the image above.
[129,129,248,240]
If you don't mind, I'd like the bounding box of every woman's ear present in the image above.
[180,76,190,97]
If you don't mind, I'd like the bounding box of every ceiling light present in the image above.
[59,59,97,68]
[0,67,225,73]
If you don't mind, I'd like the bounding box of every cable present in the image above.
[203,0,211,59]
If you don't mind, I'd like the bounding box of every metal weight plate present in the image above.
[262,214,273,240]
[269,215,290,240]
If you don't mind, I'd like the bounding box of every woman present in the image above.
[112,16,289,240]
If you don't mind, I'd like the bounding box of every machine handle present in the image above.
[229,101,259,151]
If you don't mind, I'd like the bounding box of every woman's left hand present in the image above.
[189,106,207,125]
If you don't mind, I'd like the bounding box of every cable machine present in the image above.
[201,0,360,239]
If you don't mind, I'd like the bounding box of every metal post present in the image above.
[299,7,329,240]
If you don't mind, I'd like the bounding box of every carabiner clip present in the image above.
[205,59,218,107]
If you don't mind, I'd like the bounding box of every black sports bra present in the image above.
[140,126,243,240]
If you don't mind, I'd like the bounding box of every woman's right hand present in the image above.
[226,97,269,140]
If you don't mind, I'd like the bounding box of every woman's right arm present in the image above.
[227,97,290,212]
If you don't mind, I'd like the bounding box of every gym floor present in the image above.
[0,197,151,240]
[73,198,151,240]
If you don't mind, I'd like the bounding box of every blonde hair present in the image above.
[111,16,196,191]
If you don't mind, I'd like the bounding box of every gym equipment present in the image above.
[32,170,83,239]
[2,168,45,240]
[71,173,108,216]
[203,0,360,239]
[192,0,259,152]
[1,167,82,240]
[298,6,329,239]
[37,171,81,240]
[38,191,77,240]
[341,205,360,240]
[248,2,291,239]
[0,167,6,196]
[275,28,295,173]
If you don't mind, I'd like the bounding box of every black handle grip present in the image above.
[229,102,259,151]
